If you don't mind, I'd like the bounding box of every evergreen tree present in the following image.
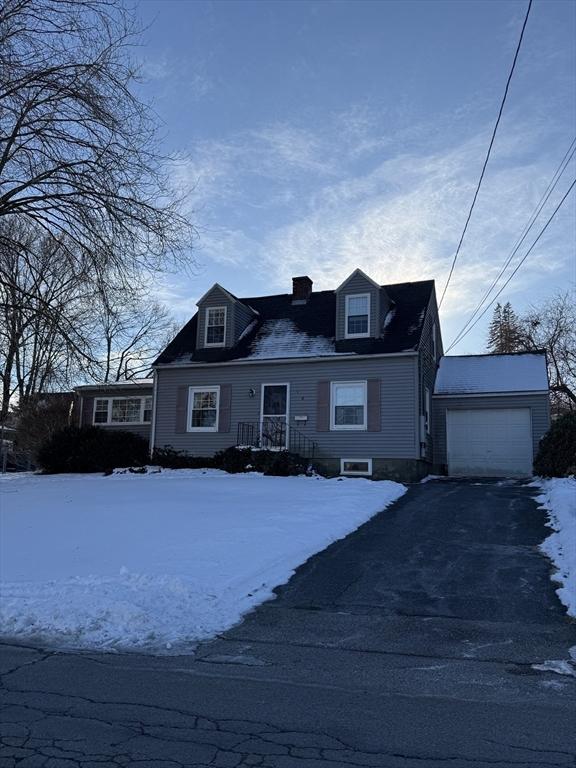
[487,303,503,353]
[487,302,522,353]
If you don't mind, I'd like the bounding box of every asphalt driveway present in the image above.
[1,479,575,767]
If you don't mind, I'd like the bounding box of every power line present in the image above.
[446,136,576,350]
[438,0,533,310]
[445,176,576,352]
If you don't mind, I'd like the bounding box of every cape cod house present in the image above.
[75,269,550,480]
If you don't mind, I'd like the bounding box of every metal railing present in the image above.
[237,421,318,458]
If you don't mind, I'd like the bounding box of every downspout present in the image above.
[149,369,158,459]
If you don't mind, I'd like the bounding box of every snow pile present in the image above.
[247,319,337,359]
[533,477,576,617]
[0,471,405,652]
[435,353,548,395]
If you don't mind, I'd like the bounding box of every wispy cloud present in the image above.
[173,105,573,331]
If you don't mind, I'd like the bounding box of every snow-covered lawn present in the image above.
[533,477,576,617]
[0,469,405,653]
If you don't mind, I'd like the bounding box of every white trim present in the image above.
[153,350,418,370]
[340,458,373,476]
[187,385,220,432]
[92,395,152,426]
[149,371,158,456]
[75,380,153,391]
[344,293,371,339]
[204,306,227,347]
[330,380,368,431]
[434,390,549,398]
[260,382,290,450]
[432,321,437,360]
[336,268,380,292]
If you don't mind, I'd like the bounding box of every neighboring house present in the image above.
[75,380,154,442]
[74,269,550,480]
[433,353,550,477]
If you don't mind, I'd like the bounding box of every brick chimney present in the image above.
[292,276,313,304]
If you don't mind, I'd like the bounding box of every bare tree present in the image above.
[0,223,94,418]
[0,0,195,302]
[518,292,576,415]
[91,288,178,382]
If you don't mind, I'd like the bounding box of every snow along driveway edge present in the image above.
[0,471,406,654]
[532,476,576,618]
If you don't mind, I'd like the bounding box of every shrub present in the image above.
[214,446,254,473]
[213,446,309,476]
[152,446,215,470]
[37,426,149,474]
[534,413,576,478]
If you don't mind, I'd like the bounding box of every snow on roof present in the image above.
[434,353,548,395]
[247,319,340,360]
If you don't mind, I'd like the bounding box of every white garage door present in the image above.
[447,408,533,477]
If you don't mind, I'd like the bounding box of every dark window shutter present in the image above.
[175,386,189,433]
[317,380,330,432]
[83,397,94,425]
[218,384,232,433]
[367,379,381,432]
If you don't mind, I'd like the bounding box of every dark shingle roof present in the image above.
[155,280,435,365]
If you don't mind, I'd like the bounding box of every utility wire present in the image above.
[445,176,576,352]
[438,0,533,310]
[447,136,576,350]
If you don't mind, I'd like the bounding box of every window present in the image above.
[205,306,226,346]
[143,396,153,423]
[94,399,109,423]
[331,381,367,430]
[341,458,373,476]
[112,398,141,423]
[431,321,437,360]
[345,294,370,338]
[188,386,220,432]
[425,387,431,434]
[92,396,152,425]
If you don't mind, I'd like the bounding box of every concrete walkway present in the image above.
[1,479,575,767]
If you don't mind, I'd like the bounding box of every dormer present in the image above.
[196,283,257,350]
[335,269,390,341]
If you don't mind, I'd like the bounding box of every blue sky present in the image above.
[135,0,575,353]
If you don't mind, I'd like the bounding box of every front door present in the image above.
[261,384,289,450]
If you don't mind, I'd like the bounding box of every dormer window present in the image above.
[205,306,226,346]
[345,294,370,338]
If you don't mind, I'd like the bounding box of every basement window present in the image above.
[340,458,373,476]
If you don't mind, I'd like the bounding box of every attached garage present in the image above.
[433,353,550,478]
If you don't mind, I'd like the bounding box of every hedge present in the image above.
[37,426,149,474]
[533,412,576,477]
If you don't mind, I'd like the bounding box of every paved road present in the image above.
[1,479,575,768]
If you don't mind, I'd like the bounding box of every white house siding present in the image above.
[432,393,550,469]
[154,355,419,460]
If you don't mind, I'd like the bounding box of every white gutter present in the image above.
[153,350,418,370]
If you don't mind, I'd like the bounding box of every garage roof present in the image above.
[434,353,548,395]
